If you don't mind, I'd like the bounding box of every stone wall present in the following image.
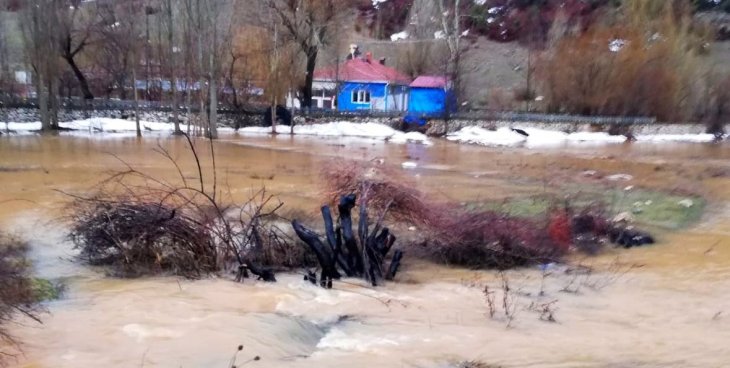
[0,107,264,128]
[424,119,709,136]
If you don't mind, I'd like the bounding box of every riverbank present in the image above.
[2,119,725,146]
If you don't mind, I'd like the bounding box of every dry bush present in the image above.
[322,160,447,227]
[65,137,304,280]
[0,233,42,362]
[69,201,217,278]
[322,160,565,269]
[539,1,708,121]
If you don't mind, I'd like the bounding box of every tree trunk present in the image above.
[49,77,59,129]
[133,63,141,137]
[209,76,218,139]
[167,0,181,134]
[292,194,403,288]
[302,48,318,109]
[35,72,49,132]
[64,56,94,100]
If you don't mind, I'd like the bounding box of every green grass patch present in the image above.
[31,278,63,301]
[467,188,704,230]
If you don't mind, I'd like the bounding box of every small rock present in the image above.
[581,170,598,177]
[678,199,694,208]
[624,185,634,191]
[644,200,653,206]
[408,226,416,231]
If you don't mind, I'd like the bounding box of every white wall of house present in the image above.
[286,80,337,109]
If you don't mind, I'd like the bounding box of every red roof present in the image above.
[313,58,411,85]
[410,76,448,88]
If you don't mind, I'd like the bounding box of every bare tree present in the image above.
[58,2,97,100]
[436,0,466,114]
[162,0,181,134]
[179,0,237,139]
[20,0,60,131]
[265,0,352,109]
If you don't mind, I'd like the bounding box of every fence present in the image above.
[293,108,657,126]
[0,97,264,116]
[2,98,657,126]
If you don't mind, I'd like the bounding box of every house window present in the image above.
[352,89,370,104]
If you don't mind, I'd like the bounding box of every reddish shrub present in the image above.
[547,210,572,252]
[322,160,566,269]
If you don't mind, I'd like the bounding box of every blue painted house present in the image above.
[408,76,454,117]
[312,55,412,112]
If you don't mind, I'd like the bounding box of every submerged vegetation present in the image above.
[65,135,298,280]
[471,188,705,230]
[0,232,43,362]
[62,131,664,291]
[323,160,658,269]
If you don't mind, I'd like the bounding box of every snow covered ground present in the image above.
[3,119,719,147]
[4,118,184,134]
[2,118,237,136]
[238,122,432,145]
[447,126,718,147]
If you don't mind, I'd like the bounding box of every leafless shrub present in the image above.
[483,285,496,318]
[322,160,565,269]
[64,135,304,280]
[481,272,520,328]
[500,272,519,328]
[561,257,642,294]
[0,233,43,364]
[528,299,558,323]
[321,160,443,226]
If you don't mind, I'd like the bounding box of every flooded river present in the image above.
[1,133,730,367]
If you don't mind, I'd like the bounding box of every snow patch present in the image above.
[488,6,503,14]
[6,118,181,133]
[390,31,408,41]
[238,122,432,145]
[609,39,627,52]
[447,126,628,147]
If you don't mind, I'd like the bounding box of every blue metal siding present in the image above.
[408,87,447,116]
[337,82,386,111]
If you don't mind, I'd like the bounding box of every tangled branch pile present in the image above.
[65,136,306,280]
[69,200,216,278]
[0,233,42,360]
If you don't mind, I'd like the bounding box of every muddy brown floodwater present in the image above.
[1,133,729,368]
